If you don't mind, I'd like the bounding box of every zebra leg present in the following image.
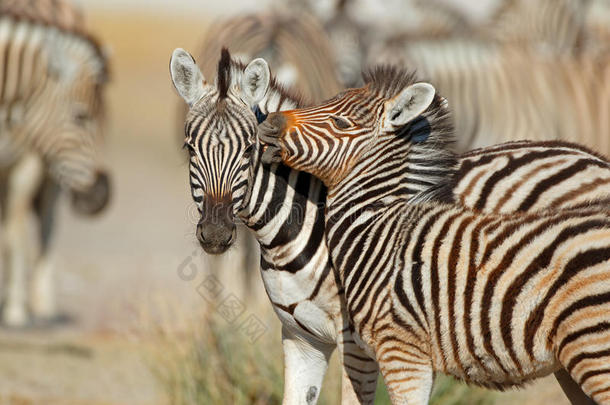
[30,176,60,321]
[554,368,596,405]
[555,309,610,404]
[1,154,44,326]
[375,338,433,405]
[337,325,379,404]
[281,325,334,405]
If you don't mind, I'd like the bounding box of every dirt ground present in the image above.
[0,9,574,405]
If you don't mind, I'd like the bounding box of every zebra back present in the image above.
[195,11,341,103]
[453,140,610,213]
[484,0,588,54]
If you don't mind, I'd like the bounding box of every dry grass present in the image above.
[139,293,496,405]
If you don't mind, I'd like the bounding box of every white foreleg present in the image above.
[2,153,44,326]
[282,325,335,405]
[30,177,61,321]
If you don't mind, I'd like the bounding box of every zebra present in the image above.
[180,9,343,299]
[366,37,610,154]
[0,0,110,326]
[192,9,342,106]
[258,66,610,404]
[171,50,610,404]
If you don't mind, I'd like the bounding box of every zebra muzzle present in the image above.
[71,171,111,216]
[258,113,284,164]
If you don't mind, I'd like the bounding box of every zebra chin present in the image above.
[70,171,111,216]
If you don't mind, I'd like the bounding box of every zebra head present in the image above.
[170,48,270,254]
[32,34,111,216]
[259,67,438,188]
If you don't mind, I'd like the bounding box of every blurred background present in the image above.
[0,0,606,403]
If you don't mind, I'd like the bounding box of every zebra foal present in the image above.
[0,0,110,326]
[259,67,610,404]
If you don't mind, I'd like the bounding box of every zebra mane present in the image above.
[217,47,232,100]
[0,0,109,82]
[364,65,458,204]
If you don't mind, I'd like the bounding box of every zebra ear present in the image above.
[383,83,436,131]
[241,58,270,106]
[170,48,207,107]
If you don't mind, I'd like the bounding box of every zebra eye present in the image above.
[243,143,254,158]
[183,140,195,153]
[331,116,351,129]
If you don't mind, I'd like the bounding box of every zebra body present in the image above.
[0,0,110,326]
[258,67,610,404]
[193,10,341,104]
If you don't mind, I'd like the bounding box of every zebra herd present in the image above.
[169,0,610,404]
[2,0,610,403]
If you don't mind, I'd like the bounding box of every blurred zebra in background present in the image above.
[192,10,342,103]
[0,0,110,326]
[366,0,610,154]
[482,0,588,54]
[179,8,342,299]
[296,0,471,87]
[584,0,610,52]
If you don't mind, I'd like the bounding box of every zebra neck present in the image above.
[325,115,456,272]
[239,142,325,251]
[234,60,306,241]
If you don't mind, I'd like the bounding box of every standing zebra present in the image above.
[258,66,610,404]
[181,10,343,299]
[0,0,110,326]
[171,50,610,404]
